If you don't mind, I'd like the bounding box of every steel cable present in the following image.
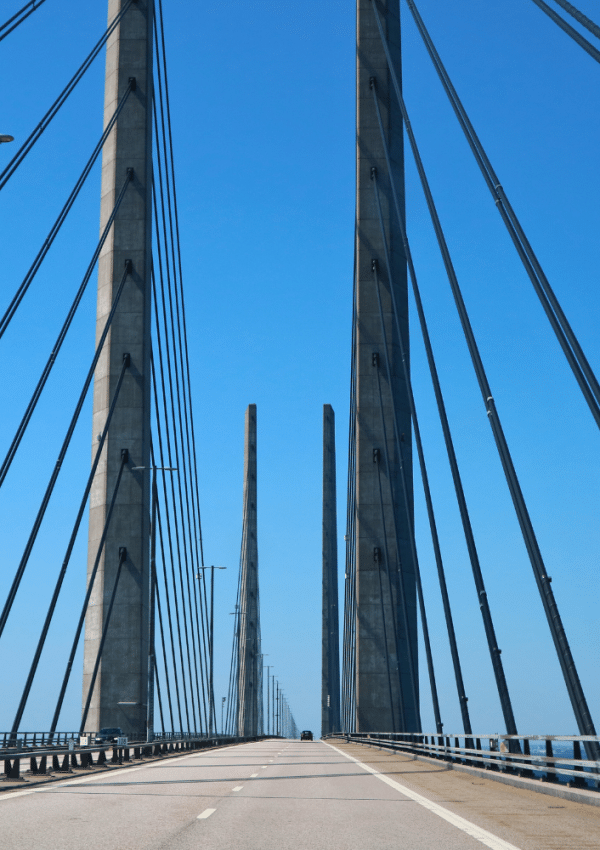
[0,0,134,189]
[151,436,184,733]
[151,252,200,733]
[152,150,206,732]
[370,75,516,739]
[155,0,206,572]
[0,84,134,340]
[0,258,133,640]
[372,261,440,736]
[79,547,128,735]
[154,480,175,734]
[150,353,192,732]
[529,0,600,62]
[404,0,600,427]
[11,354,130,736]
[370,165,473,735]
[550,0,600,39]
[372,1,599,757]
[49,445,129,734]
[153,18,210,730]
[0,0,48,44]
[0,172,133,488]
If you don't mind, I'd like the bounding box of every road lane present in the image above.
[0,739,594,849]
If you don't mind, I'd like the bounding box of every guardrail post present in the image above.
[60,752,71,772]
[4,757,21,780]
[543,738,558,783]
[517,738,532,778]
[569,740,587,788]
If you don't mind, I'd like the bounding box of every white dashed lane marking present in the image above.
[197,808,216,820]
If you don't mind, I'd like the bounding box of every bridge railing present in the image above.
[327,732,600,789]
[1,733,267,782]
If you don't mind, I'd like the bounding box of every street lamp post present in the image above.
[197,565,226,736]
[221,697,226,735]
[264,664,272,736]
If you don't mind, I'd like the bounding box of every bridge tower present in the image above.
[237,404,261,736]
[322,404,340,737]
[353,0,420,731]
[82,0,154,735]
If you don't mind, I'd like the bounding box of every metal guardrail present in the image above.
[327,732,600,788]
[0,730,238,752]
[1,733,264,782]
[0,731,81,749]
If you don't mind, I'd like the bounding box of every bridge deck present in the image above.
[1,739,598,849]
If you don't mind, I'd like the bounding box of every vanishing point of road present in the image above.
[2,739,599,849]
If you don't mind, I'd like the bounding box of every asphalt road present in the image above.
[1,739,598,849]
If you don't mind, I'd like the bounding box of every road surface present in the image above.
[1,738,598,849]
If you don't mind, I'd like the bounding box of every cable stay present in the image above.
[50,447,129,734]
[371,250,445,738]
[0,0,135,190]
[153,559,175,734]
[371,158,476,736]
[79,546,128,735]
[155,0,206,571]
[403,0,600,430]
[10,354,130,736]
[151,242,205,734]
[0,171,133,489]
[529,0,600,62]
[150,5,211,735]
[370,0,599,760]
[0,82,135,341]
[152,164,203,734]
[0,259,133,640]
[150,354,194,733]
[549,0,600,39]
[0,0,48,44]
[369,75,519,742]
[151,436,186,733]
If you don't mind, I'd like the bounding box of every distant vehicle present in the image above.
[300,730,313,741]
[94,727,123,745]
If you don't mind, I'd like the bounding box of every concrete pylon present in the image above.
[237,404,260,736]
[82,0,154,735]
[354,0,420,732]
[322,405,340,737]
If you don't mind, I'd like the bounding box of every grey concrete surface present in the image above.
[354,0,419,732]
[236,405,260,736]
[3,739,597,849]
[83,0,154,734]
[322,404,340,737]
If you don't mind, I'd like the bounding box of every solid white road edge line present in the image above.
[324,742,523,850]
[197,808,216,819]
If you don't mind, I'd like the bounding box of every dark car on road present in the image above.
[94,727,123,745]
[300,730,313,741]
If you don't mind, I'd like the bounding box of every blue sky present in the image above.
[0,0,598,738]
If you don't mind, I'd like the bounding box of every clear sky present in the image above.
[0,0,598,739]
